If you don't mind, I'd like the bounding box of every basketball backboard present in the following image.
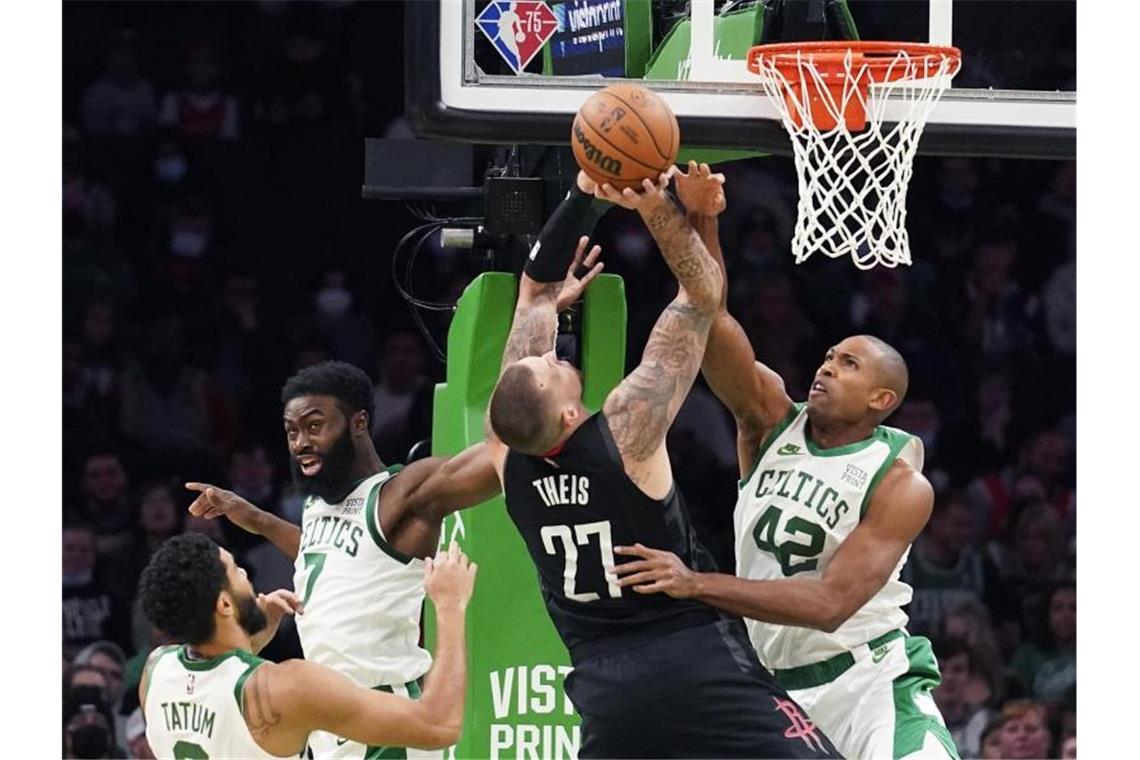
[406,0,1075,158]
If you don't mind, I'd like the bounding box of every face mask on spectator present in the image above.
[69,723,110,759]
[155,154,187,184]
[170,228,209,259]
[316,286,353,317]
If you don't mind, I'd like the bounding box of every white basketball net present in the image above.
[750,47,959,269]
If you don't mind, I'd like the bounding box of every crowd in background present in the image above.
[62,3,1075,758]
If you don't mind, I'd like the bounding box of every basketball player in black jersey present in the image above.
[483,169,840,758]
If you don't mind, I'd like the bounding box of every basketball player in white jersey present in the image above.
[137,533,475,759]
[184,265,598,758]
[613,163,959,759]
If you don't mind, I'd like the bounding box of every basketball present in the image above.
[571,84,680,191]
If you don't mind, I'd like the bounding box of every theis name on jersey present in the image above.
[299,512,364,556]
[531,475,590,508]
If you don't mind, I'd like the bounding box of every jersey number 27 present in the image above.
[540,521,621,602]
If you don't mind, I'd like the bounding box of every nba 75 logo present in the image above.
[476,1,558,74]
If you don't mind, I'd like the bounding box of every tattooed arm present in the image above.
[596,175,723,498]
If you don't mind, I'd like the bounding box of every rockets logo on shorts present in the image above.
[476,1,558,74]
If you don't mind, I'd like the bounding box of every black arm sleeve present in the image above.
[523,185,611,282]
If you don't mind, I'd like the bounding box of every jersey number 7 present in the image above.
[541,521,621,602]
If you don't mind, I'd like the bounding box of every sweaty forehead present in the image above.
[283,395,341,421]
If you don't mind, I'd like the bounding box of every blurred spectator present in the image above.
[978,719,1004,760]
[73,450,133,555]
[79,33,156,138]
[221,442,282,557]
[214,273,287,434]
[991,504,1072,638]
[302,269,378,372]
[1042,249,1076,357]
[902,492,1008,637]
[125,708,154,759]
[158,42,239,142]
[1012,583,1076,706]
[939,601,1011,706]
[63,523,133,659]
[970,429,1075,540]
[252,21,349,132]
[371,330,429,460]
[1060,735,1076,759]
[996,700,1052,760]
[933,637,994,759]
[118,314,230,462]
[74,641,130,748]
[941,367,1019,482]
[958,234,1039,363]
[63,128,117,238]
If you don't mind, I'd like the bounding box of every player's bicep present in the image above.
[702,310,792,435]
[401,445,502,520]
[603,297,713,463]
[822,466,934,613]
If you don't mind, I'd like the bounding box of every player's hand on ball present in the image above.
[425,541,478,611]
[576,170,598,195]
[185,482,258,527]
[555,236,604,311]
[592,169,675,210]
[613,544,699,599]
[675,160,726,216]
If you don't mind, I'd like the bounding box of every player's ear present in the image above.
[216,590,235,619]
[868,387,899,416]
[351,409,369,436]
[560,404,581,430]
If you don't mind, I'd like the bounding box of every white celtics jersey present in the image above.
[144,645,283,759]
[293,467,432,688]
[735,403,923,671]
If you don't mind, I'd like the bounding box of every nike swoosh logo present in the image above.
[777,443,802,456]
[336,738,349,746]
[871,646,890,664]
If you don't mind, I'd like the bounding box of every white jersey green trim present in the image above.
[294,467,431,692]
[735,403,924,671]
[144,646,281,759]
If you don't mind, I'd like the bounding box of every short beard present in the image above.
[289,426,359,504]
[234,588,268,637]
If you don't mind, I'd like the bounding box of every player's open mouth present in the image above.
[298,455,322,476]
[809,381,827,396]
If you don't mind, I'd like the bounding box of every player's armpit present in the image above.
[392,443,502,522]
[277,659,463,750]
[603,297,712,491]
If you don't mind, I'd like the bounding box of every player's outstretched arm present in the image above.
[613,461,933,631]
[246,543,476,754]
[595,174,722,495]
[185,483,301,558]
[485,173,608,456]
[388,442,502,523]
[673,161,792,475]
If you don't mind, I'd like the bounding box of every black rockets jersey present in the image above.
[502,412,721,662]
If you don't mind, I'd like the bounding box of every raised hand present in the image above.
[591,169,675,211]
[674,161,726,216]
[555,236,604,312]
[250,588,304,653]
[424,541,478,612]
